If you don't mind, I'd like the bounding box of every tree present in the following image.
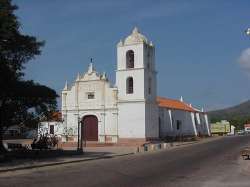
[210,115,250,130]
[0,0,58,152]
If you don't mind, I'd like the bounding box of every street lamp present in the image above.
[77,117,83,152]
[77,117,80,151]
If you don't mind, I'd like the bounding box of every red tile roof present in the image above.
[157,96,196,112]
[51,112,62,121]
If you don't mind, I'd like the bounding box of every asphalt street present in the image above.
[1,135,250,187]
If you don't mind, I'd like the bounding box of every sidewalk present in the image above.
[0,146,135,173]
[0,136,223,173]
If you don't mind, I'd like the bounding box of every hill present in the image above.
[208,100,250,129]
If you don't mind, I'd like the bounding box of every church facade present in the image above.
[61,62,119,143]
[58,27,210,145]
[61,27,158,144]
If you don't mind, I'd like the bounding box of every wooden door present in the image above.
[82,115,98,141]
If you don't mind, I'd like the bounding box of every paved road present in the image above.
[1,136,250,187]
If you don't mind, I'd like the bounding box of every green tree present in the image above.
[210,116,250,130]
[0,0,58,152]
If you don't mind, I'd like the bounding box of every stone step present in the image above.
[58,141,116,148]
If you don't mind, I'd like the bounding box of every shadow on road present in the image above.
[0,149,113,168]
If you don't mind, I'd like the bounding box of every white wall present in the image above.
[159,108,173,137]
[117,44,144,70]
[145,102,159,138]
[116,38,158,140]
[118,102,146,138]
[61,67,118,143]
[159,107,198,137]
[38,121,63,137]
[194,112,211,136]
[158,106,212,137]
[116,70,145,101]
[199,113,211,136]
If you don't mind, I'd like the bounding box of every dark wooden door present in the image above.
[82,115,98,141]
[49,125,54,134]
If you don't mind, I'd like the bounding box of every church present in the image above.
[52,27,210,145]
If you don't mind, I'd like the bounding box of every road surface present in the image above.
[1,136,250,187]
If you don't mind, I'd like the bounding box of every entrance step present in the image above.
[85,141,116,147]
[58,141,116,148]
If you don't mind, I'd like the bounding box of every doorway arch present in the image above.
[81,115,98,141]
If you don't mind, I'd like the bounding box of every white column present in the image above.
[168,109,173,132]
[191,112,198,136]
[204,114,211,136]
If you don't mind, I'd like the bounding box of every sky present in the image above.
[13,0,250,111]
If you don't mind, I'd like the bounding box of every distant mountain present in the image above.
[208,100,250,122]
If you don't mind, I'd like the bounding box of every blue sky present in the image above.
[13,0,250,111]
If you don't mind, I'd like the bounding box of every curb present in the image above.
[0,153,134,173]
[135,136,223,154]
[135,141,199,153]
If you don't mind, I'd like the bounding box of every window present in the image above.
[126,77,133,94]
[126,50,134,69]
[87,92,95,99]
[50,125,54,134]
[176,120,182,130]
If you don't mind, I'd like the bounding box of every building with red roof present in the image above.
[157,96,210,138]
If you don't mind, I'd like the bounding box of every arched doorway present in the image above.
[81,115,98,141]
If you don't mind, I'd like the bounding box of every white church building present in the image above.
[50,27,210,145]
[158,97,210,138]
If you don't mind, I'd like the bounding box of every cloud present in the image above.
[238,48,250,72]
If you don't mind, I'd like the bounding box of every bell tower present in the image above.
[116,27,159,141]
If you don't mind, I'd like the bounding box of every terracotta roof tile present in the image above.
[157,96,196,112]
[51,112,62,121]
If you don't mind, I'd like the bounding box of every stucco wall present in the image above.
[199,113,211,136]
[118,102,146,138]
[38,121,63,137]
[61,68,118,143]
[116,70,145,101]
[159,108,173,137]
[145,103,159,138]
[159,106,211,137]
[159,107,197,137]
